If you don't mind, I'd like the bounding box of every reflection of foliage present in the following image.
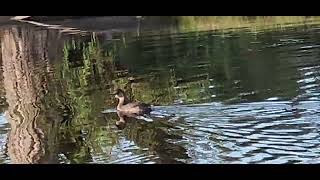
[56,114,120,163]
[1,16,315,163]
[63,35,98,88]
[63,34,122,88]
[60,34,115,125]
[49,34,123,163]
[115,19,306,104]
[100,112,188,163]
[3,17,314,114]
[159,16,320,33]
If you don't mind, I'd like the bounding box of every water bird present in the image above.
[114,89,152,115]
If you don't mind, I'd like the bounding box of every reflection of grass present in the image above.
[58,123,119,163]
[61,34,112,124]
[163,16,320,33]
[132,86,175,105]
[57,15,306,112]
[55,35,122,163]
[33,16,320,163]
[62,33,116,89]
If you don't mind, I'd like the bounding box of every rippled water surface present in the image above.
[0,16,320,164]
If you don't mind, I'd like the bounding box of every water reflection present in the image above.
[103,111,189,164]
[1,26,62,163]
[0,17,320,164]
[115,111,138,130]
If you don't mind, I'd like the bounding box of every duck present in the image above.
[114,89,152,115]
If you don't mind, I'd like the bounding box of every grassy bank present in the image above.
[166,16,320,33]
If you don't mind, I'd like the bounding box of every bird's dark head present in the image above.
[114,89,126,99]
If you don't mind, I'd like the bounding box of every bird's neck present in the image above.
[117,98,125,110]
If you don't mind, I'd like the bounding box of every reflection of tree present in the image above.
[1,26,62,164]
[116,25,303,104]
[0,17,314,164]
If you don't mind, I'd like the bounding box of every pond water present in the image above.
[0,16,320,164]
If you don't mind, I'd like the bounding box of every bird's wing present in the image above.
[123,102,150,108]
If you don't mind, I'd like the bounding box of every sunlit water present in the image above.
[0,17,320,164]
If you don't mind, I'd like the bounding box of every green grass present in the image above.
[166,16,320,33]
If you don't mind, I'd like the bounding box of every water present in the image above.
[0,16,320,164]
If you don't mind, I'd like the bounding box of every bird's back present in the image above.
[121,101,152,114]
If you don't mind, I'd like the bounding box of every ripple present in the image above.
[3,17,320,164]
